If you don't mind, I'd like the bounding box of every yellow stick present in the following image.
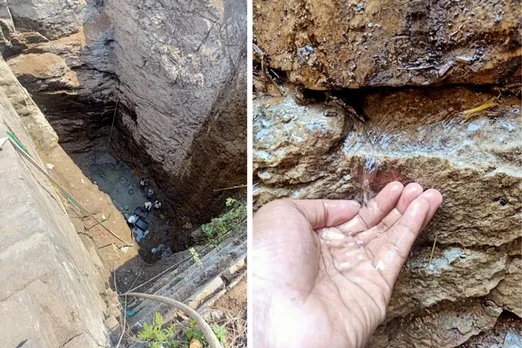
[462,97,497,121]
[214,184,247,192]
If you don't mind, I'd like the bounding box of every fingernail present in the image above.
[391,184,402,191]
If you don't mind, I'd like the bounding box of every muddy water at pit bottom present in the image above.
[85,154,148,213]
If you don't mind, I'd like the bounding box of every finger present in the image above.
[420,189,443,229]
[292,199,361,229]
[337,181,404,235]
[395,183,425,214]
[355,183,424,245]
[372,191,442,286]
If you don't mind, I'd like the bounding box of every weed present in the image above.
[137,312,176,347]
[201,197,246,244]
[189,247,202,264]
[183,320,227,347]
[138,313,227,348]
[211,324,227,345]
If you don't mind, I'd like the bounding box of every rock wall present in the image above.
[0,58,108,347]
[253,1,521,346]
[106,0,247,220]
[0,0,118,153]
[0,0,247,222]
[254,0,521,89]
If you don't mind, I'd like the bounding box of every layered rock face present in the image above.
[107,0,246,218]
[0,0,246,222]
[0,58,108,347]
[106,0,247,220]
[254,0,521,89]
[254,1,521,346]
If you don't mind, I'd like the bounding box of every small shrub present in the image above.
[189,247,202,264]
[138,313,227,348]
[183,320,227,347]
[137,312,176,347]
[201,197,246,244]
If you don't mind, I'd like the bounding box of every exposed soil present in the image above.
[212,278,248,348]
[39,142,138,272]
[215,279,248,315]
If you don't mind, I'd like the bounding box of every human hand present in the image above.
[253,182,443,348]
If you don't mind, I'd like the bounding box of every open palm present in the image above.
[253,182,443,348]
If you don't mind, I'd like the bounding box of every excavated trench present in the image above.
[0,0,248,344]
[33,92,196,262]
[1,0,247,265]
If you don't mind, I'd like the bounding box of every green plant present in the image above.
[183,320,227,347]
[201,197,246,244]
[211,324,227,346]
[137,312,176,347]
[189,247,202,264]
[184,320,206,343]
[137,314,227,348]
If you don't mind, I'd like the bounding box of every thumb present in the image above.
[291,199,361,229]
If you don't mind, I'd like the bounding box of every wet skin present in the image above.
[253,182,443,348]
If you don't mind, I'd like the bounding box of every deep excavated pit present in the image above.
[48,108,186,263]
[1,0,248,264]
[19,81,190,263]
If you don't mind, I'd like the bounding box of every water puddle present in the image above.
[79,152,168,255]
[86,155,147,212]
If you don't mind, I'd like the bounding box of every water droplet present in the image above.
[339,261,351,269]
[499,121,515,132]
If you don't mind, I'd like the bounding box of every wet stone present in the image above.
[254,86,522,347]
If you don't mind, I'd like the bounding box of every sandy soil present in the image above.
[213,278,248,348]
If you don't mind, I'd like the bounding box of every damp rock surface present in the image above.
[253,86,522,347]
[254,88,522,248]
[488,257,522,317]
[254,0,521,89]
[369,298,503,348]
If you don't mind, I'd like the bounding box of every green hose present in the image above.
[6,131,30,155]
